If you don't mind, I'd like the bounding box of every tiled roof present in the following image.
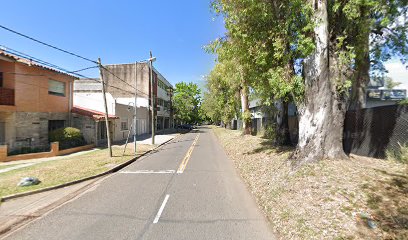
[72,106,118,120]
[0,50,79,79]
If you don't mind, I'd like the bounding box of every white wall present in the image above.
[116,97,149,108]
[73,92,116,115]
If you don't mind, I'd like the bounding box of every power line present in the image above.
[0,35,151,97]
[1,47,84,77]
[0,25,150,95]
[69,66,99,73]
[0,24,97,64]
[3,46,149,96]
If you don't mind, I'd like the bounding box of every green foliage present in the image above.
[49,127,86,150]
[202,61,241,124]
[384,77,401,89]
[204,0,408,148]
[399,99,408,105]
[387,143,408,164]
[262,124,277,140]
[172,82,202,124]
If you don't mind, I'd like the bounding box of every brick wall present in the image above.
[0,87,14,105]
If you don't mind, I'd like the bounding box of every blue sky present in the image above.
[1,1,407,91]
[0,0,225,87]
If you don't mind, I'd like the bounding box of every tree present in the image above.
[208,0,313,139]
[208,0,408,166]
[385,77,402,89]
[172,82,202,124]
[340,0,408,109]
[201,61,241,127]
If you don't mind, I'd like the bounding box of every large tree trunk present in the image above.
[349,22,370,110]
[240,84,252,135]
[292,0,347,166]
[276,100,291,145]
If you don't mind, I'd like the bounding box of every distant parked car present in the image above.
[176,124,193,130]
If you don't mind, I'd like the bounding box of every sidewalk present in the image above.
[115,129,180,148]
[0,177,103,236]
[0,130,180,174]
[0,132,179,237]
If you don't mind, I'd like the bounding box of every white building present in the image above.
[73,79,149,145]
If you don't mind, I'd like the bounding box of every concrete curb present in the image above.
[0,135,179,203]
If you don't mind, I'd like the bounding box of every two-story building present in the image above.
[0,50,77,152]
[73,79,149,145]
[103,62,174,133]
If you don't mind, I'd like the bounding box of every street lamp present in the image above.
[133,54,156,155]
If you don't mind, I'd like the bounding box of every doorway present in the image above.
[0,122,5,144]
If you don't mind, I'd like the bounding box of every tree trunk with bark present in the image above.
[292,0,348,166]
[349,21,370,110]
[276,100,292,145]
[241,84,252,135]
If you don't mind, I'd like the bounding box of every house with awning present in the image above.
[71,106,118,146]
[73,79,150,146]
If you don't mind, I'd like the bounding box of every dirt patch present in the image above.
[212,126,407,239]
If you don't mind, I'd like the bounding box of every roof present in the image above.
[72,106,118,120]
[0,50,79,79]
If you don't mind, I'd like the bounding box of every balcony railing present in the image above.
[367,89,407,101]
[0,87,15,106]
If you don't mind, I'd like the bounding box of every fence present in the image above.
[230,105,408,159]
[0,142,95,162]
[343,105,408,158]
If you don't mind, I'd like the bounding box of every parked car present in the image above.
[176,124,194,130]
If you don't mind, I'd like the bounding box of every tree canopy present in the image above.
[172,82,202,124]
[204,0,408,165]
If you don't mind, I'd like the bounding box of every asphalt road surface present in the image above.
[3,126,275,240]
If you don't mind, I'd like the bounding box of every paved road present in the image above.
[3,127,275,240]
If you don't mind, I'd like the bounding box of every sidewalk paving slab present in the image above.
[0,177,103,236]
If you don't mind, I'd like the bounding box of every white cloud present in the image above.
[384,61,408,90]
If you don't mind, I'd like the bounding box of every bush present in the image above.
[49,127,86,150]
[398,99,408,105]
[386,142,408,164]
[262,124,277,140]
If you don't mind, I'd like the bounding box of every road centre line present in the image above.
[119,170,175,174]
[153,194,170,224]
[177,133,200,174]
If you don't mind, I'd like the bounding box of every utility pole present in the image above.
[149,51,155,145]
[98,58,112,157]
[134,62,138,155]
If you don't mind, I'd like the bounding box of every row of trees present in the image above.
[172,82,204,125]
[202,0,408,166]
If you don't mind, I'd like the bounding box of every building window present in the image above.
[0,72,3,87]
[48,120,65,132]
[48,79,66,97]
[121,121,128,131]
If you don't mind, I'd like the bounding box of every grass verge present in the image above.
[0,145,153,199]
[212,126,407,239]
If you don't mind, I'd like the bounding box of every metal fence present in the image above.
[230,105,408,159]
[343,105,408,158]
